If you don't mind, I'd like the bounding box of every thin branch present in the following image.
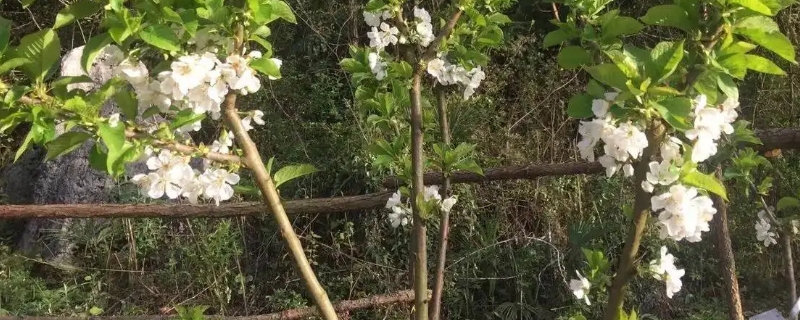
[418,9,463,64]
[125,130,242,165]
[710,165,744,320]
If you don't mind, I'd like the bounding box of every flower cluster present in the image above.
[651,184,716,242]
[685,95,738,162]
[114,48,275,122]
[384,185,457,228]
[649,246,685,298]
[569,271,591,305]
[755,208,778,247]
[426,57,486,99]
[361,7,487,100]
[577,92,648,177]
[131,149,240,205]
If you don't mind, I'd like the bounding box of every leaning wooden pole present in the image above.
[429,87,451,320]
[220,26,337,320]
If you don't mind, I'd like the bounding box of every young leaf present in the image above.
[729,0,774,16]
[88,143,108,172]
[14,129,36,162]
[170,109,206,130]
[716,73,739,101]
[639,5,694,32]
[139,25,182,52]
[250,57,281,78]
[718,53,748,80]
[745,54,786,75]
[652,97,693,131]
[45,131,93,160]
[115,90,138,119]
[557,46,592,69]
[453,159,484,176]
[603,16,644,38]
[0,22,9,56]
[81,33,112,73]
[543,29,575,48]
[14,28,61,82]
[649,41,685,82]
[567,94,594,119]
[735,16,796,63]
[681,169,728,201]
[53,0,102,29]
[585,64,628,90]
[97,123,126,174]
[273,164,320,189]
[268,0,297,24]
[777,197,800,211]
[0,58,31,74]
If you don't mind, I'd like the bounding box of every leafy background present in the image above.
[1,0,800,319]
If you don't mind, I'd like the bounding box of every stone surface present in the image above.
[750,309,786,320]
[0,45,120,262]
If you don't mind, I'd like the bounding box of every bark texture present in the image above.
[711,166,744,320]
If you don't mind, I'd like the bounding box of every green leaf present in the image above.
[365,0,387,11]
[21,0,36,9]
[735,16,795,63]
[88,307,103,316]
[139,24,181,52]
[729,0,774,15]
[81,33,112,74]
[586,79,606,98]
[585,64,628,90]
[682,169,728,201]
[269,0,296,23]
[745,54,786,75]
[14,28,61,82]
[0,58,31,74]
[543,29,574,48]
[557,46,592,69]
[567,94,594,119]
[273,164,319,189]
[639,5,694,32]
[250,57,281,79]
[649,41,684,82]
[694,71,720,105]
[777,197,800,211]
[115,90,138,119]
[51,75,93,89]
[453,159,484,176]
[603,16,644,38]
[14,129,36,162]
[718,53,748,80]
[717,73,739,101]
[487,13,512,25]
[45,131,92,160]
[97,123,126,174]
[142,106,161,118]
[88,143,108,172]
[604,50,640,79]
[170,109,206,130]
[53,0,102,29]
[653,97,693,131]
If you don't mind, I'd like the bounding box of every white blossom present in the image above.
[424,185,442,202]
[242,110,266,131]
[368,52,387,80]
[386,190,402,209]
[569,271,591,305]
[652,184,716,242]
[649,246,685,299]
[755,218,778,247]
[108,113,121,128]
[367,22,399,51]
[388,206,412,228]
[364,11,382,27]
[200,168,240,205]
[441,196,457,213]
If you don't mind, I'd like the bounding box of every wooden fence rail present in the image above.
[1,127,798,219]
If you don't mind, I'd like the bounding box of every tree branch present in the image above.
[710,165,744,320]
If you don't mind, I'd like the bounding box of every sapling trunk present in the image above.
[409,69,429,320]
[711,166,744,320]
[785,230,797,304]
[221,26,338,320]
[603,120,666,320]
[429,87,451,320]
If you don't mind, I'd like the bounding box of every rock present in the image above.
[750,309,786,320]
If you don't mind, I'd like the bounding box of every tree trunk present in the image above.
[711,166,744,320]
